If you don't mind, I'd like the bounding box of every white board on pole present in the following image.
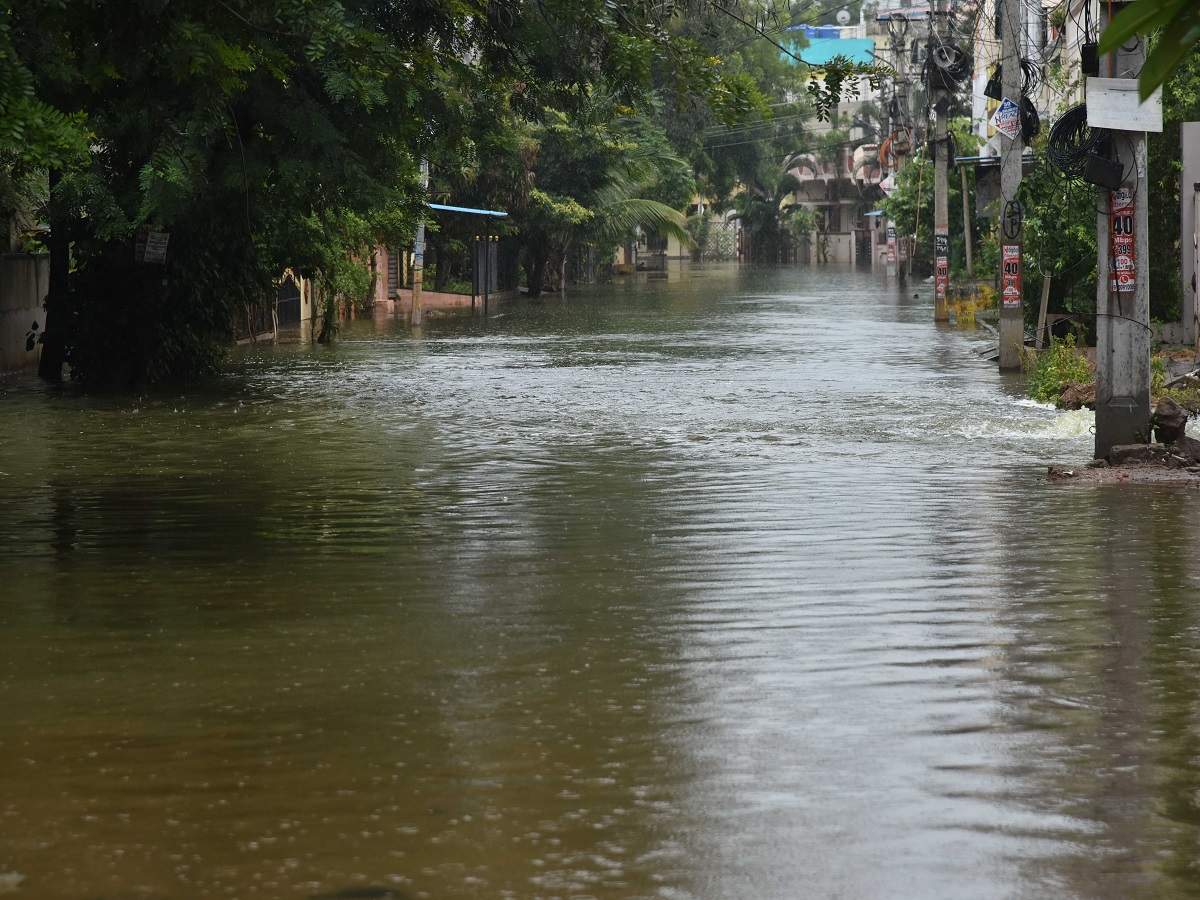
[1086,77,1163,132]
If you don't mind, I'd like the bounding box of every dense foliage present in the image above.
[3,0,886,383]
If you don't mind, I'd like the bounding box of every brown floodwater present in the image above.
[2,264,1200,899]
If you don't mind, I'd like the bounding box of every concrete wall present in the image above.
[665,232,690,259]
[1,254,49,372]
[393,288,517,316]
[813,232,856,264]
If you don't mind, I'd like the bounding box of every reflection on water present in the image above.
[2,264,1200,898]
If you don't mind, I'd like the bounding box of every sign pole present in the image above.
[997,0,1025,371]
[1093,7,1151,457]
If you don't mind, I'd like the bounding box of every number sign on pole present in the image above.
[1109,188,1136,293]
[1001,244,1022,308]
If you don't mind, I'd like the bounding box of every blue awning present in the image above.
[428,203,508,218]
[864,210,885,217]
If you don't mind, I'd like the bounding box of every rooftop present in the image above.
[781,32,877,67]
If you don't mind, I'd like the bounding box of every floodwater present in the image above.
[2,264,1199,899]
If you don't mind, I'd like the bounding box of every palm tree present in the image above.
[732,171,802,263]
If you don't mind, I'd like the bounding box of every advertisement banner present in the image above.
[934,231,949,301]
[1001,243,1022,308]
[886,225,897,264]
[1110,188,1135,293]
[991,97,1021,140]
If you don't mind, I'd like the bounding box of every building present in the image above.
[780,21,890,263]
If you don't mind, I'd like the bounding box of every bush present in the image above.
[1025,334,1093,404]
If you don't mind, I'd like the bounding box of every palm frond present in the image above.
[594,197,694,248]
[776,172,802,198]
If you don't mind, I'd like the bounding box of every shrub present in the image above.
[1025,334,1093,404]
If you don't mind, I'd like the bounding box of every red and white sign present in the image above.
[1001,243,1022,308]
[1110,188,1135,293]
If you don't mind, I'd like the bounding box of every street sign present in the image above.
[1001,243,1022,307]
[134,229,170,265]
[990,97,1021,140]
[1110,188,1136,293]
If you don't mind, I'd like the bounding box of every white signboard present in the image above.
[143,231,170,264]
[990,97,1021,140]
[1086,77,1163,132]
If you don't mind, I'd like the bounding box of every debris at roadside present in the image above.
[1048,398,1200,484]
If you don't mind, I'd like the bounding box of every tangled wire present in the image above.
[1020,58,1041,94]
[925,43,972,90]
[1047,104,1107,179]
[1020,96,1040,141]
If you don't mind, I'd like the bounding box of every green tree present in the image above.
[8,0,702,383]
[1019,142,1099,327]
[501,101,693,294]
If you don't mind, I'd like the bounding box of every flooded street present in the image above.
[3,264,1200,898]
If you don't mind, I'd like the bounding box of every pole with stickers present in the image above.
[1090,5,1158,458]
[996,0,1024,371]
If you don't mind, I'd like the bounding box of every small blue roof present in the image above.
[864,209,885,217]
[428,203,508,218]
[782,37,876,67]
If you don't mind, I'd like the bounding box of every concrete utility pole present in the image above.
[931,0,950,323]
[411,157,429,327]
[997,0,1025,371]
[1093,9,1151,457]
[960,165,973,277]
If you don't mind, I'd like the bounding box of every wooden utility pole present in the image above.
[931,0,950,322]
[1035,275,1051,349]
[410,158,429,327]
[997,0,1025,370]
[1093,8,1151,457]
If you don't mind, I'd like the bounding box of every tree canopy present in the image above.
[2,0,883,383]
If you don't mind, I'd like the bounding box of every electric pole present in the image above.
[931,0,950,322]
[411,158,429,327]
[1093,8,1151,457]
[960,165,973,277]
[997,0,1025,370]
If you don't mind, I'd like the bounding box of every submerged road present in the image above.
[2,264,1199,898]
